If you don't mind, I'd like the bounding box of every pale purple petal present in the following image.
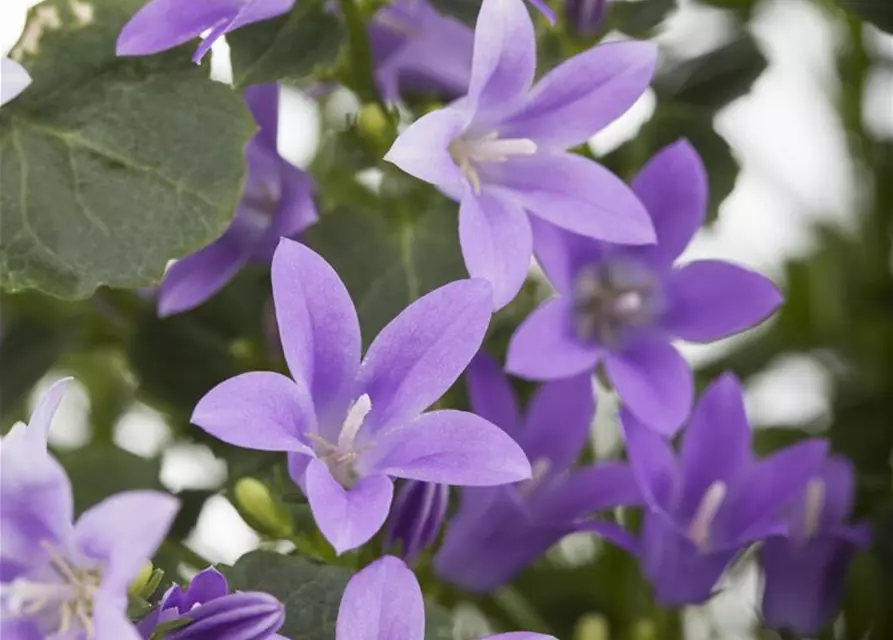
[305,460,394,554]
[661,261,783,342]
[490,152,655,245]
[620,409,678,510]
[93,599,142,640]
[191,372,316,453]
[603,337,693,435]
[466,352,522,433]
[467,0,536,116]
[530,217,603,296]
[117,0,242,56]
[506,298,600,380]
[271,240,361,425]
[26,377,72,440]
[501,41,657,149]
[1,57,32,106]
[0,620,41,640]
[459,192,532,310]
[336,556,425,640]
[520,374,594,470]
[358,279,493,433]
[368,410,532,485]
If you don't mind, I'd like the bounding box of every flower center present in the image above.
[802,477,825,540]
[448,131,537,195]
[2,542,102,637]
[307,394,374,488]
[572,261,660,346]
[688,481,727,553]
[517,458,552,498]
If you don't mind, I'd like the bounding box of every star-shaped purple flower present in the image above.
[337,555,556,640]
[1,378,179,640]
[434,353,642,591]
[192,240,531,554]
[385,0,658,310]
[158,84,318,317]
[117,0,295,62]
[507,141,783,433]
[622,373,829,605]
[760,456,871,635]
[1,56,31,107]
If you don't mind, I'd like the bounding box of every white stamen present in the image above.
[519,458,552,497]
[688,481,727,552]
[803,478,825,539]
[614,291,644,315]
[449,131,537,195]
[338,394,372,451]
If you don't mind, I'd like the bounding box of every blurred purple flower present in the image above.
[337,555,556,640]
[117,0,295,62]
[565,0,608,37]
[384,480,449,564]
[760,456,871,635]
[385,0,657,310]
[434,353,642,591]
[192,240,531,554]
[138,567,286,640]
[158,84,318,317]
[622,373,828,605]
[507,141,783,433]
[369,0,473,102]
[1,56,31,106]
[0,379,179,639]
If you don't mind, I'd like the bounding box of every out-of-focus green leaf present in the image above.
[612,0,676,38]
[839,0,893,33]
[429,0,481,25]
[58,445,162,515]
[426,602,455,639]
[228,0,345,89]
[0,0,254,299]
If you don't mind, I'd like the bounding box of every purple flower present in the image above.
[138,567,286,640]
[434,353,642,591]
[1,378,179,639]
[507,141,783,433]
[369,0,473,102]
[760,456,871,635]
[1,56,31,106]
[192,240,531,554]
[158,84,318,317]
[565,0,608,37]
[117,0,295,62]
[384,0,658,310]
[622,373,829,605]
[337,555,556,640]
[384,480,449,564]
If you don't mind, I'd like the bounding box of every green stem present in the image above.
[338,0,384,108]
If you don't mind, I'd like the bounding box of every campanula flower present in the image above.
[384,480,449,563]
[622,373,829,605]
[760,456,871,635]
[158,84,318,317]
[369,0,473,102]
[138,567,286,640]
[507,141,783,433]
[565,0,608,37]
[337,555,556,640]
[385,0,658,310]
[0,378,179,639]
[117,0,295,62]
[192,240,531,554]
[1,56,31,106]
[434,353,642,591]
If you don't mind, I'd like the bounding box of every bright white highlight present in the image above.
[689,481,728,553]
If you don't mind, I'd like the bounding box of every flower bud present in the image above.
[565,0,608,38]
[385,480,448,563]
[357,103,394,151]
[164,592,285,640]
[234,477,292,539]
[129,562,164,600]
[574,613,610,640]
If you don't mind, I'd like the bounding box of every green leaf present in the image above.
[425,602,455,640]
[228,0,345,89]
[612,0,676,38]
[839,0,893,33]
[305,204,466,338]
[0,0,254,299]
[225,550,350,639]
[57,445,162,514]
[654,35,768,110]
[429,0,481,25]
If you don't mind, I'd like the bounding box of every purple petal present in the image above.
[622,140,708,268]
[384,106,467,198]
[530,217,603,296]
[603,337,693,435]
[575,520,639,554]
[466,352,522,433]
[93,598,142,640]
[75,491,180,594]
[165,591,285,640]
[661,260,783,342]
[531,462,645,523]
[619,409,678,510]
[506,298,600,380]
[190,0,297,62]
[191,372,316,453]
[369,410,532,486]
[358,279,493,433]
[485,634,558,640]
[817,456,857,529]
[0,57,31,105]
[490,152,655,245]
[117,0,242,56]
[244,84,280,149]
[305,460,394,554]
[336,556,425,640]
[459,192,532,310]
[0,620,41,640]
[468,0,536,116]
[271,240,361,426]
[501,41,657,149]
[525,0,556,22]
[26,377,72,440]
[520,374,594,470]
[180,567,229,609]
[385,480,449,563]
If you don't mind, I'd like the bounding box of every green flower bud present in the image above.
[234,477,293,538]
[574,614,610,640]
[128,561,155,598]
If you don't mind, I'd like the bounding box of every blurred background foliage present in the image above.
[1,0,891,638]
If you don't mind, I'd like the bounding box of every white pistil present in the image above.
[448,131,537,195]
[518,458,552,497]
[803,478,825,539]
[306,395,375,488]
[688,481,727,553]
[338,394,372,451]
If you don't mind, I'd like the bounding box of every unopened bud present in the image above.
[566,0,608,38]
[574,614,610,640]
[357,103,392,149]
[384,480,449,564]
[631,619,657,640]
[164,592,285,640]
[129,562,163,599]
[234,478,292,538]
